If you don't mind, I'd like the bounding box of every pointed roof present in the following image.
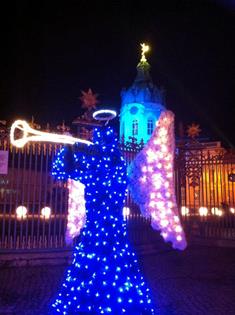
[121,43,164,106]
[135,60,152,84]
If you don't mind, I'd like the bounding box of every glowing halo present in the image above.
[92,109,117,122]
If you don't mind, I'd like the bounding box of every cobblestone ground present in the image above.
[0,245,235,315]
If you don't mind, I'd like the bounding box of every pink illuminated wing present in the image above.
[65,179,86,245]
[128,110,187,250]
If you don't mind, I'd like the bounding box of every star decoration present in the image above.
[80,89,99,111]
[187,123,201,138]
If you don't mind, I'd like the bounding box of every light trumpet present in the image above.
[10,120,94,148]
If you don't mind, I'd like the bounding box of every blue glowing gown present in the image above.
[50,127,155,315]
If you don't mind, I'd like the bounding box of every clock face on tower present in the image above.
[130,106,139,115]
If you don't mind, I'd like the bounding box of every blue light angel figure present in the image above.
[50,126,155,314]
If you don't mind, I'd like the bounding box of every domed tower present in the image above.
[120,43,166,143]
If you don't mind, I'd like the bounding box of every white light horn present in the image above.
[10,120,93,148]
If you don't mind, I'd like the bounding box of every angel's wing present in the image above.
[66,179,86,245]
[128,110,187,250]
[52,147,86,245]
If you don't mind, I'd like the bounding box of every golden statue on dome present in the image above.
[140,43,150,62]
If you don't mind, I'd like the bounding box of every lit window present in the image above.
[121,122,125,139]
[147,119,153,135]
[132,120,138,136]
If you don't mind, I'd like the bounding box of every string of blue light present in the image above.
[51,126,155,314]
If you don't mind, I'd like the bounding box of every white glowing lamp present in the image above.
[230,207,235,214]
[199,207,208,216]
[211,207,223,216]
[123,207,130,217]
[229,208,235,214]
[16,206,27,219]
[41,206,51,219]
[181,206,189,216]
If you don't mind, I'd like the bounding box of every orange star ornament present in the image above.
[80,89,99,111]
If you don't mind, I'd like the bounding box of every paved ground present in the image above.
[0,244,235,315]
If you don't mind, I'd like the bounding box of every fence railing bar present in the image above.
[48,147,55,247]
[36,146,44,247]
[8,144,15,248]
[30,146,37,246]
[26,146,33,248]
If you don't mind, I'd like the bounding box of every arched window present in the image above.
[132,120,138,136]
[147,119,154,135]
[121,121,125,140]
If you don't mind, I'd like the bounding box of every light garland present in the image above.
[128,110,187,250]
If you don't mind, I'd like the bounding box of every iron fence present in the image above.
[175,146,235,241]
[0,139,68,249]
[1,134,235,251]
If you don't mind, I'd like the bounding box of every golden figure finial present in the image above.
[140,43,150,62]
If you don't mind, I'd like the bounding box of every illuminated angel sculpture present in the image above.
[51,125,155,314]
[10,109,186,314]
[51,110,186,251]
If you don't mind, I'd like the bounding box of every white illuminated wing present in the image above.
[66,179,86,245]
[128,110,187,250]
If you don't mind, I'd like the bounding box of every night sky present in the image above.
[0,1,234,147]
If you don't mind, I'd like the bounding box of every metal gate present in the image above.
[175,146,235,241]
[0,139,68,249]
[1,134,235,250]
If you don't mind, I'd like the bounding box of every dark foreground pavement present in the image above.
[0,245,235,315]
